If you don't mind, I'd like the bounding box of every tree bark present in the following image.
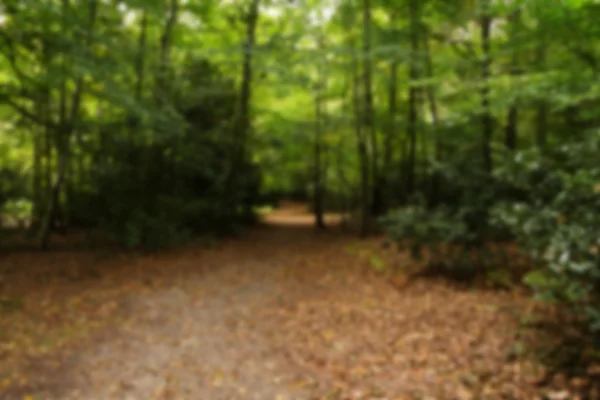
[422,30,442,206]
[156,0,178,105]
[223,0,260,203]
[480,0,493,173]
[362,0,380,216]
[313,33,328,230]
[505,9,520,151]
[407,0,420,196]
[32,123,42,226]
[128,10,148,166]
[313,81,326,229]
[352,57,370,237]
[380,33,398,213]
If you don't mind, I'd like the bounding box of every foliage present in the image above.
[2,0,600,392]
[383,130,600,335]
[493,132,600,334]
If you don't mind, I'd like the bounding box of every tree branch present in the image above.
[0,92,54,129]
[430,31,476,60]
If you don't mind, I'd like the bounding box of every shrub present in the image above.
[493,133,600,335]
[382,130,600,336]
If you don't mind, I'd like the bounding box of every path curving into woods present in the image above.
[0,204,586,399]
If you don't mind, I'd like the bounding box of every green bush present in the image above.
[382,130,600,336]
[380,155,512,276]
[492,133,600,334]
[58,57,263,250]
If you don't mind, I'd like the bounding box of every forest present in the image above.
[1,0,600,398]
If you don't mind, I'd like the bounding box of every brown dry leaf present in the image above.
[210,369,225,386]
[323,329,336,341]
[0,205,585,400]
[350,366,369,377]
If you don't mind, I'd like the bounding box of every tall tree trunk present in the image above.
[337,76,353,228]
[313,33,328,230]
[94,102,105,173]
[156,0,178,106]
[32,88,50,230]
[376,11,399,214]
[423,32,441,205]
[480,0,493,172]
[223,0,260,204]
[39,0,98,250]
[44,115,52,204]
[135,11,148,102]
[51,0,70,233]
[31,38,54,231]
[423,33,439,144]
[149,0,178,198]
[32,123,43,228]
[313,78,326,229]
[362,0,380,216]
[505,9,520,151]
[407,0,420,196]
[381,45,398,213]
[352,57,370,237]
[129,10,148,166]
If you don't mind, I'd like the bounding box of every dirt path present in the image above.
[0,206,582,399]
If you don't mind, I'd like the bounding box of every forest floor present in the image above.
[0,203,598,400]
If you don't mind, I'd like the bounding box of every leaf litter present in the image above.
[0,206,598,399]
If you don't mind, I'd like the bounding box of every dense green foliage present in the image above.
[0,0,263,248]
[1,0,600,342]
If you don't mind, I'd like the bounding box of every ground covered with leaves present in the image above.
[1,206,598,400]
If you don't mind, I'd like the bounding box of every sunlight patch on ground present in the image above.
[261,202,344,227]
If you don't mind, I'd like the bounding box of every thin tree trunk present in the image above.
[423,31,441,206]
[223,0,260,203]
[423,33,439,139]
[94,102,105,174]
[39,0,98,250]
[313,80,326,229]
[480,0,493,172]
[352,56,370,237]
[407,0,419,196]
[505,9,520,151]
[380,46,398,213]
[149,0,178,197]
[44,115,52,204]
[129,10,148,167]
[135,11,148,102]
[156,0,178,105]
[337,76,353,228]
[63,136,72,232]
[362,0,380,216]
[31,39,54,231]
[313,32,328,230]
[48,0,70,233]
[31,93,49,230]
[32,124,42,228]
